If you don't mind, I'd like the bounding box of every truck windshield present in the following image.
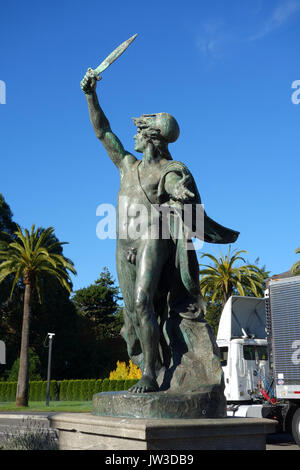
[243,345,268,361]
[219,347,228,366]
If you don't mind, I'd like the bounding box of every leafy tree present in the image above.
[72,268,122,339]
[0,194,18,304]
[72,270,128,378]
[0,225,76,406]
[199,246,266,308]
[204,293,223,337]
[109,360,142,380]
[0,194,22,379]
[0,193,17,239]
[291,247,300,275]
[7,348,42,381]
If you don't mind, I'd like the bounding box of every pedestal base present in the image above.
[49,413,276,450]
[92,387,226,419]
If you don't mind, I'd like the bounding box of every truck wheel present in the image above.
[292,408,300,446]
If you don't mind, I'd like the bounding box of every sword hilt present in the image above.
[88,68,102,81]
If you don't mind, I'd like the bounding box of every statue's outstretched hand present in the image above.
[171,175,195,202]
[80,68,100,95]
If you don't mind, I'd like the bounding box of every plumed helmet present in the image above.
[133,113,180,143]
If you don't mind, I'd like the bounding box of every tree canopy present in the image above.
[199,247,267,307]
[0,224,77,405]
[199,247,269,336]
[72,267,122,338]
[291,247,300,275]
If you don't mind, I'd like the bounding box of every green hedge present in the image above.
[0,378,138,402]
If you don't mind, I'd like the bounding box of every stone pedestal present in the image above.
[92,387,226,419]
[49,413,276,450]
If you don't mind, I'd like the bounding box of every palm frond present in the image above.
[0,224,76,299]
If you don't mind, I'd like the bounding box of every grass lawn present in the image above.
[0,401,92,413]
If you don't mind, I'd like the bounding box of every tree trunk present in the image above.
[16,282,31,407]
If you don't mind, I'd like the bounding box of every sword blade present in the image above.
[94,33,137,76]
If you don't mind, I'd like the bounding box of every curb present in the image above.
[0,413,55,421]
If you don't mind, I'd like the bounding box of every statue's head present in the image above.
[133,113,180,160]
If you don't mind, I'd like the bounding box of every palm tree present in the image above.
[0,225,76,406]
[199,246,266,308]
[291,247,300,275]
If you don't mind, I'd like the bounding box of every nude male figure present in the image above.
[80,69,199,393]
[81,69,239,393]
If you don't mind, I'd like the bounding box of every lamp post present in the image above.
[45,333,55,406]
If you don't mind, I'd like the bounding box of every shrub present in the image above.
[0,378,137,401]
[116,380,125,391]
[87,379,96,399]
[94,379,103,394]
[109,360,142,380]
[80,380,89,401]
[66,380,74,401]
[7,349,42,382]
[101,378,110,392]
[58,380,67,400]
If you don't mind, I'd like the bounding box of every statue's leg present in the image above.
[116,244,143,368]
[129,238,170,393]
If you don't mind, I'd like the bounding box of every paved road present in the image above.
[266,432,299,450]
[0,412,299,450]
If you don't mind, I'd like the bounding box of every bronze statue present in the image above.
[80,38,239,395]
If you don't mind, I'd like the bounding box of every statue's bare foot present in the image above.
[129,375,159,393]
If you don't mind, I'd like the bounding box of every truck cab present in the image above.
[216,296,270,405]
[216,287,300,445]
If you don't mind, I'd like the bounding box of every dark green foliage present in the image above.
[79,380,89,401]
[87,379,96,399]
[101,378,110,392]
[0,382,17,401]
[200,251,271,336]
[72,268,122,339]
[7,349,42,381]
[116,380,125,391]
[0,193,17,239]
[59,380,68,401]
[204,294,223,337]
[94,379,103,394]
[0,195,128,382]
[108,379,117,391]
[50,380,59,401]
[0,379,137,401]
[66,380,76,401]
[124,379,139,390]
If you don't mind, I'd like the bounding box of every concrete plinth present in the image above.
[93,388,226,419]
[49,413,276,450]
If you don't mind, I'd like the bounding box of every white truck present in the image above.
[216,275,300,445]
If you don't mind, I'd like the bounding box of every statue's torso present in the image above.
[117,160,168,246]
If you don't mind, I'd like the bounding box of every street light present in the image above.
[44,333,55,406]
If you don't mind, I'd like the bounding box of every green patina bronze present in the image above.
[80,38,239,415]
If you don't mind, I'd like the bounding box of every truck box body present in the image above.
[216,279,300,444]
[267,276,300,400]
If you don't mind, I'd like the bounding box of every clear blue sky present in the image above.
[1,0,299,291]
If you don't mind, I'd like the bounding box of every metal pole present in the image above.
[45,333,55,406]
